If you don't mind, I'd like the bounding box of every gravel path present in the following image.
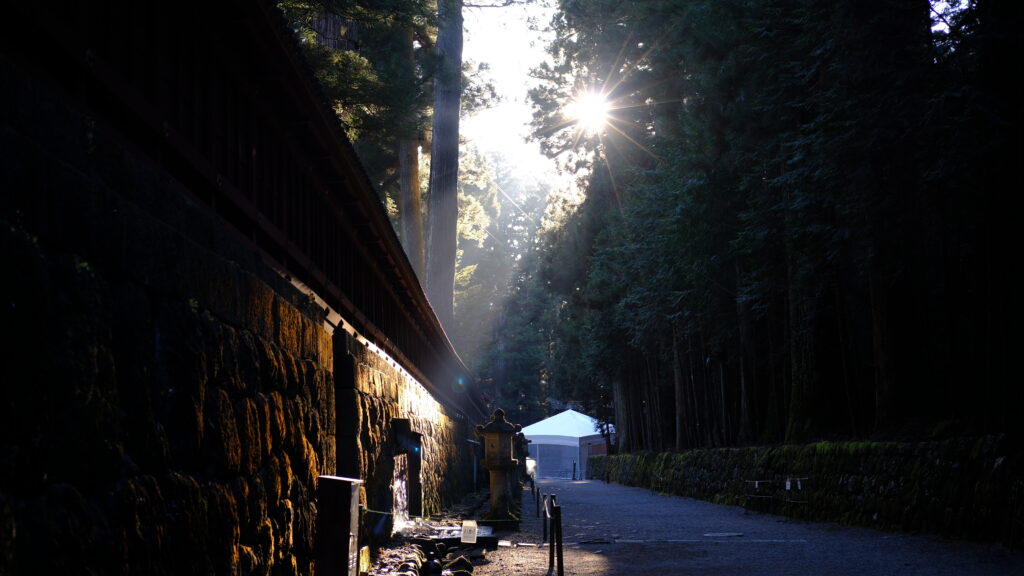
[471,478,1024,576]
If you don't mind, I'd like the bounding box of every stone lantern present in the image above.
[475,408,521,522]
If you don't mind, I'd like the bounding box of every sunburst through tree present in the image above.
[565,90,610,136]
[528,13,674,183]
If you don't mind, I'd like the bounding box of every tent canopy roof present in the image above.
[521,409,608,439]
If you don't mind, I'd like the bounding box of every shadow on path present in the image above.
[472,478,1024,576]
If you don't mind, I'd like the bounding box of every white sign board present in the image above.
[461,520,478,544]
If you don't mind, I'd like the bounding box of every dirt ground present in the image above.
[469,478,1024,576]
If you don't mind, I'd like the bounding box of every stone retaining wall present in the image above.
[0,59,472,576]
[336,335,474,545]
[589,437,1024,545]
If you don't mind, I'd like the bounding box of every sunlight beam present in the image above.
[605,121,663,163]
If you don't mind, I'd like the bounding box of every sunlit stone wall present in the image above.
[0,60,473,576]
[335,334,474,545]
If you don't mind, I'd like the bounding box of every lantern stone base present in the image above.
[474,409,524,528]
[480,465,521,525]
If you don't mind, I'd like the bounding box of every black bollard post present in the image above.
[573,461,577,481]
[542,494,548,543]
[548,501,555,571]
[554,503,564,576]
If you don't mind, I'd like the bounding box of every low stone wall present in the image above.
[589,437,1024,545]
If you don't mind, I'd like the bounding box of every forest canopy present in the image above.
[281,0,1022,450]
[493,0,1022,449]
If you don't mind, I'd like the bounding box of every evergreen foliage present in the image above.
[277,0,498,250]
[490,0,1023,449]
[278,0,436,194]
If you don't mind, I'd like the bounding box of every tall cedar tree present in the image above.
[278,0,435,271]
[426,0,463,330]
[511,0,1022,450]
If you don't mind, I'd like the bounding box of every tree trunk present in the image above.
[612,375,630,452]
[399,27,425,280]
[834,279,859,436]
[399,139,424,277]
[672,326,685,451]
[718,361,728,445]
[786,249,818,443]
[686,335,702,446]
[425,0,463,330]
[869,264,894,431]
[735,262,753,444]
[644,352,661,451]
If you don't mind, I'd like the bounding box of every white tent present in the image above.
[521,409,611,480]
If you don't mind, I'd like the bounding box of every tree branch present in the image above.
[464,0,530,8]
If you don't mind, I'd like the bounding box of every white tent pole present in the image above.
[577,442,582,480]
[537,444,541,478]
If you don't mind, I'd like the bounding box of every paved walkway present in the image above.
[473,478,1024,576]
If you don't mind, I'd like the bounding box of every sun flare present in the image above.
[567,91,610,135]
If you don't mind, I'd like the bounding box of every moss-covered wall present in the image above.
[336,338,473,538]
[590,436,1024,545]
[0,59,472,575]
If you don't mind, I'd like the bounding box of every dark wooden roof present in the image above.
[3,0,486,421]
